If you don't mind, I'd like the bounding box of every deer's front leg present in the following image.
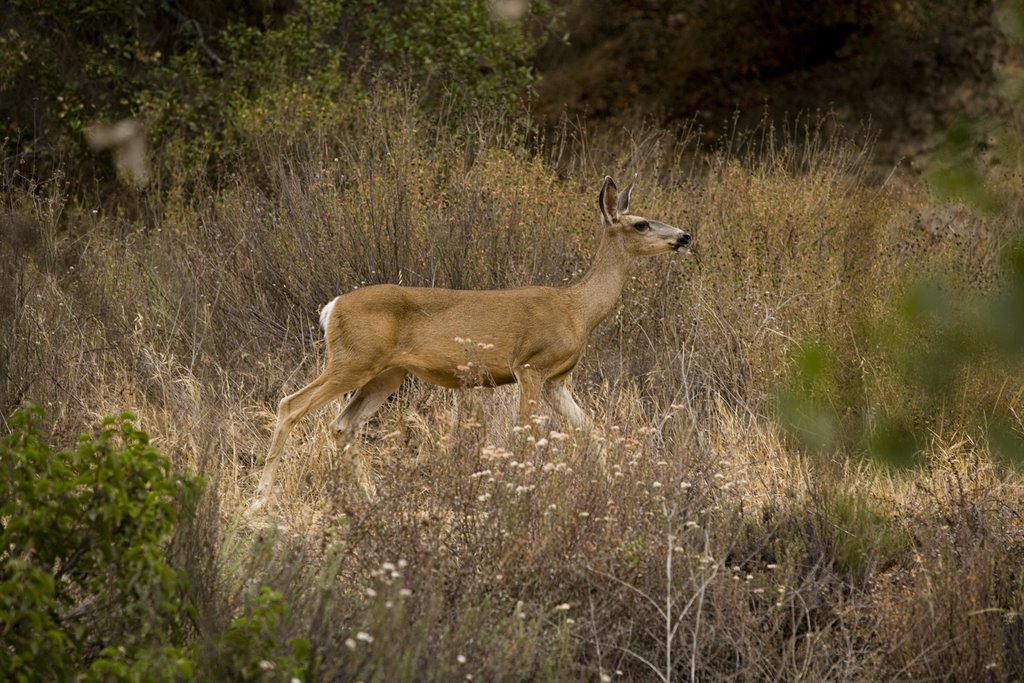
[543,376,593,433]
[544,375,606,472]
[514,366,544,427]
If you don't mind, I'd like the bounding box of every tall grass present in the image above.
[3,89,1023,680]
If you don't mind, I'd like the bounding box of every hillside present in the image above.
[534,1,1012,165]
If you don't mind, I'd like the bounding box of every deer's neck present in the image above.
[567,231,634,334]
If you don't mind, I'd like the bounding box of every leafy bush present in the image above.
[1,0,560,184]
[0,406,204,680]
[209,588,310,683]
[356,0,558,105]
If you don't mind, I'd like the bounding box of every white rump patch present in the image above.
[319,297,339,337]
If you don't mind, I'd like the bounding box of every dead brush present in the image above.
[4,89,1024,680]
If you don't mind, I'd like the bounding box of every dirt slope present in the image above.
[534,1,1013,165]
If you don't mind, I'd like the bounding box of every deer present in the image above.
[255,174,691,505]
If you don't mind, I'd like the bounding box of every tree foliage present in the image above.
[1,0,559,183]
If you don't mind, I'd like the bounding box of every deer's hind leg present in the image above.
[257,361,379,505]
[329,368,407,499]
[332,367,408,436]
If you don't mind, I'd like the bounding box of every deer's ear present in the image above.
[617,173,637,215]
[599,176,618,224]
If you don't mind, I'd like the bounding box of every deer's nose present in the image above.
[675,233,691,247]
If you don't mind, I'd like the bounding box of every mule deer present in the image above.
[256,175,690,503]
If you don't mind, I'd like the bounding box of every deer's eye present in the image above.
[633,221,650,232]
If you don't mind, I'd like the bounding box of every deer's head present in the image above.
[598,175,690,256]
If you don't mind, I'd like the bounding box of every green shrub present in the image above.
[1,0,560,185]
[0,406,204,680]
[356,0,557,106]
[208,588,310,683]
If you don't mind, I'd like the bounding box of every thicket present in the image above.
[4,94,1024,677]
[0,408,314,681]
[1,0,559,184]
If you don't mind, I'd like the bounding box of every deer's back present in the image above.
[325,284,585,383]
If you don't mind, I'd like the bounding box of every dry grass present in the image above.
[3,91,1024,680]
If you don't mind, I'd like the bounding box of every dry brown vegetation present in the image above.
[3,90,1024,680]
